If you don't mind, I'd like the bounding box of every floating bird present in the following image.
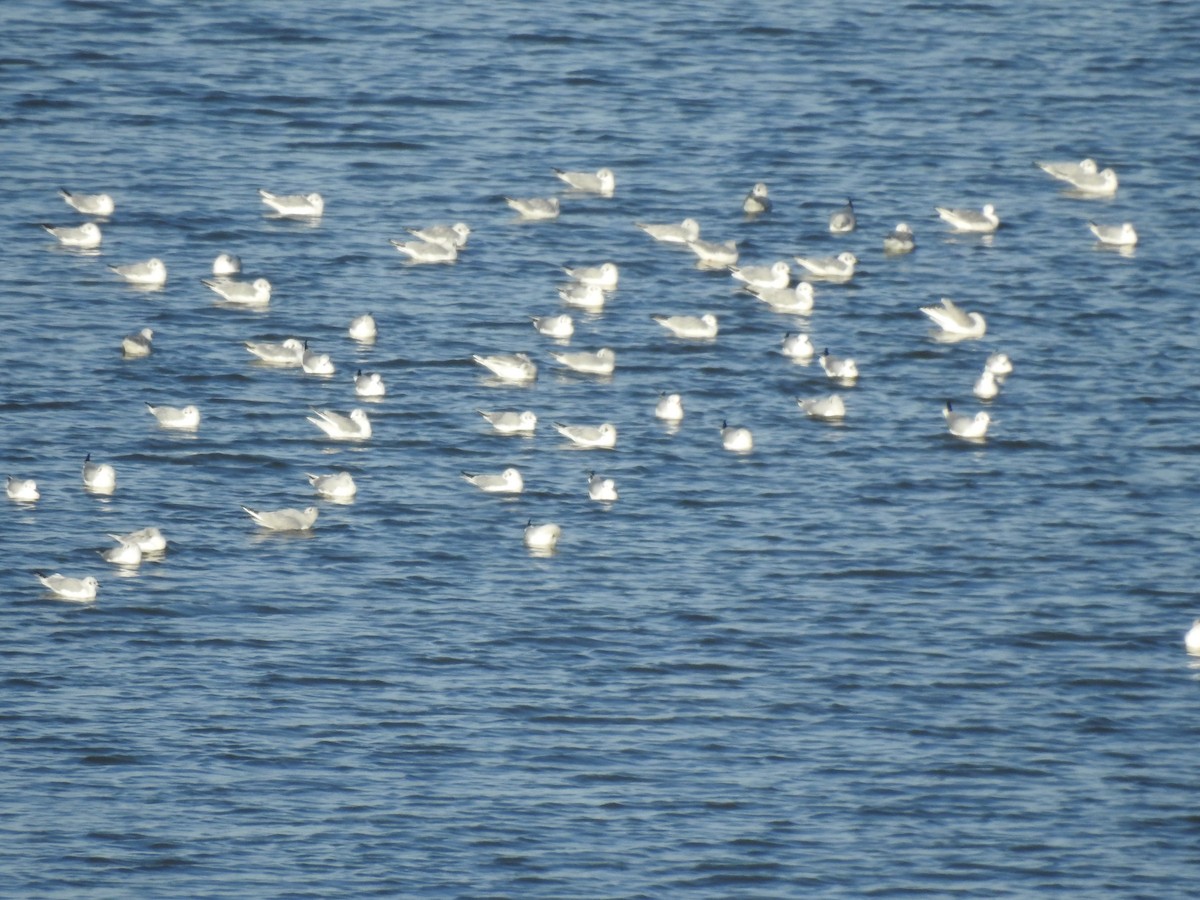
[553,422,617,449]
[781,332,815,361]
[212,252,242,276]
[552,347,615,376]
[563,262,619,289]
[686,237,739,269]
[820,348,859,382]
[935,204,1000,233]
[797,394,846,420]
[111,526,167,554]
[242,505,319,531]
[259,189,324,217]
[244,337,304,366]
[743,182,771,215]
[307,471,358,500]
[920,297,987,340]
[731,260,790,289]
[301,343,335,376]
[652,313,718,340]
[307,407,372,441]
[101,535,142,567]
[473,352,538,383]
[985,352,1014,376]
[41,221,102,248]
[35,572,98,602]
[6,476,39,502]
[1034,158,1098,184]
[146,403,200,431]
[58,188,114,217]
[721,421,754,452]
[505,196,560,220]
[883,222,915,255]
[1036,159,1118,196]
[478,409,538,435]
[794,251,857,280]
[588,472,618,502]
[829,198,856,233]
[109,257,167,287]
[553,166,616,196]
[354,370,386,398]
[531,314,574,339]
[943,400,990,440]
[524,520,561,552]
[637,218,700,244]
[655,392,684,422]
[558,282,607,311]
[973,368,1000,400]
[122,327,154,358]
[348,313,378,342]
[389,238,458,264]
[82,454,116,495]
[461,467,524,494]
[1088,221,1137,247]
[1185,618,1200,656]
[202,276,271,306]
[406,222,471,249]
[750,282,815,315]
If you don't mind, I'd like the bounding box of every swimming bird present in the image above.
[655,392,684,422]
[389,238,458,264]
[794,251,857,280]
[1185,618,1200,656]
[1088,221,1137,247]
[202,276,271,306]
[558,282,607,311]
[477,409,538,435]
[1035,158,1098,184]
[921,297,987,340]
[588,471,618,502]
[301,343,335,376]
[743,182,771,215]
[781,332,815,361]
[406,222,471,249]
[686,237,739,269]
[82,454,116,494]
[146,403,200,431]
[551,347,615,376]
[652,313,718,340]
[109,257,167,287]
[244,337,304,366]
[259,189,324,217]
[212,252,242,276]
[531,314,574,339]
[505,196,560,220]
[111,526,167,554]
[797,394,846,420]
[101,534,142,567]
[242,505,319,531]
[461,467,524,494]
[973,368,1000,400]
[58,188,114,217]
[943,400,990,440]
[637,218,700,244]
[985,352,1014,377]
[750,282,815,315]
[731,260,790,290]
[473,352,538,383]
[348,313,378,342]
[552,166,615,197]
[35,572,98,602]
[829,198,856,233]
[935,204,1000,233]
[883,222,916,255]
[307,407,372,441]
[41,221,102,248]
[354,370,386,398]
[1036,160,1118,196]
[820,348,859,382]
[721,420,754,452]
[6,476,39,502]
[307,471,358,500]
[562,262,619,290]
[553,422,617,449]
[524,520,561,552]
[122,327,154,358]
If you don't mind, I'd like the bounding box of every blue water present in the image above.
[2,0,1199,896]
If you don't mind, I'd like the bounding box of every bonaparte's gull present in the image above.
[478,409,538,434]
[731,260,790,289]
[588,471,618,502]
[558,282,607,311]
[301,343,335,376]
[883,222,916,255]
[936,204,1000,233]
[212,253,242,276]
[553,166,615,197]
[473,352,538,383]
[524,520,561,552]
[921,297,987,340]
[82,454,116,494]
[797,394,846,420]
[794,251,857,280]
[389,238,458,264]
[943,400,990,440]
[348,313,377,342]
[531,314,574,339]
[307,471,357,500]
[637,218,700,244]
[652,313,719,340]
[101,535,142,567]
[655,392,684,422]
[687,238,739,269]
[1185,618,1200,656]
[122,327,154,358]
[554,421,617,449]
[406,222,471,249]
[551,347,615,376]
[202,277,271,306]
[973,368,1000,400]
[259,189,324,217]
[505,196,560,220]
[6,476,39,502]
[242,505,319,531]
[147,403,200,431]
[563,262,619,289]
[1036,160,1118,196]
[109,257,167,287]
[354,370,385,398]
[245,337,304,366]
[985,352,1013,376]
[307,407,372,440]
[1088,221,1137,247]
[743,182,771,215]
[829,198,856,233]
[42,221,102,248]
[112,526,167,554]
[781,332,815,360]
[820,348,859,382]
[35,571,98,601]
[1035,158,1098,183]
[461,467,524,494]
[750,282,815,314]
[721,421,754,452]
[59,188,114,217]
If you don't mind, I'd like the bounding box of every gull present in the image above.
[406,222,470,249]
[259,189,324,217]
[307,471,358,500]
[883,222,916,255]
[921,297,987,340]
[111,526,167,554]
[1035,158,1098,184]
[551,347,615,376]
[41,222,102,248]
[731,260,790,289]
[743,182,771,215]
[82,454,116,494]
[245,337,304,366]
[461,467,524,494]
[1088,221,1137,247]
[202,276,271,306]
[781,332,815,360]
[147,403,200,431]
[655,392,684,422]
[59,188,114,217]
[6,476,39,502]
[797,394,846,421]
[524,520,561,552]
[986,352,1013,376]
[687,237,738,269]
[554,421,617,449]
[354,370,385,398]
[505,196,560,220]
[122,327,154,358]
[558,282,606,311]
[101,535,143,567]
[473,352,537,383]
[637,218,700,244]
[936,203,1000,233]
[563,261,619,289]
[721,421,754,452]
[212,252,242,276]
[794,251,857,280]
[552,166,615,197]
[389,238,458,264]
[109,257,167,287]
[973,368,1000,400]
[242,505,319,531]
[829,198,856,233]
[652,313,718,340]
[1037,161,1118,196]
[307,407,372,441]
[348,313,377,342]
[820,348,859,382]
[1185,618,1200,656]
[478,409,538,435]
[588,471,618,502]
[35,572,98,602]
[531,314,574,339]
[943,400,990,440]
[750,282,814,314]
[301,343,335,375]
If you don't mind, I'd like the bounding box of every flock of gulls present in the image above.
[17,159,1178,647]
